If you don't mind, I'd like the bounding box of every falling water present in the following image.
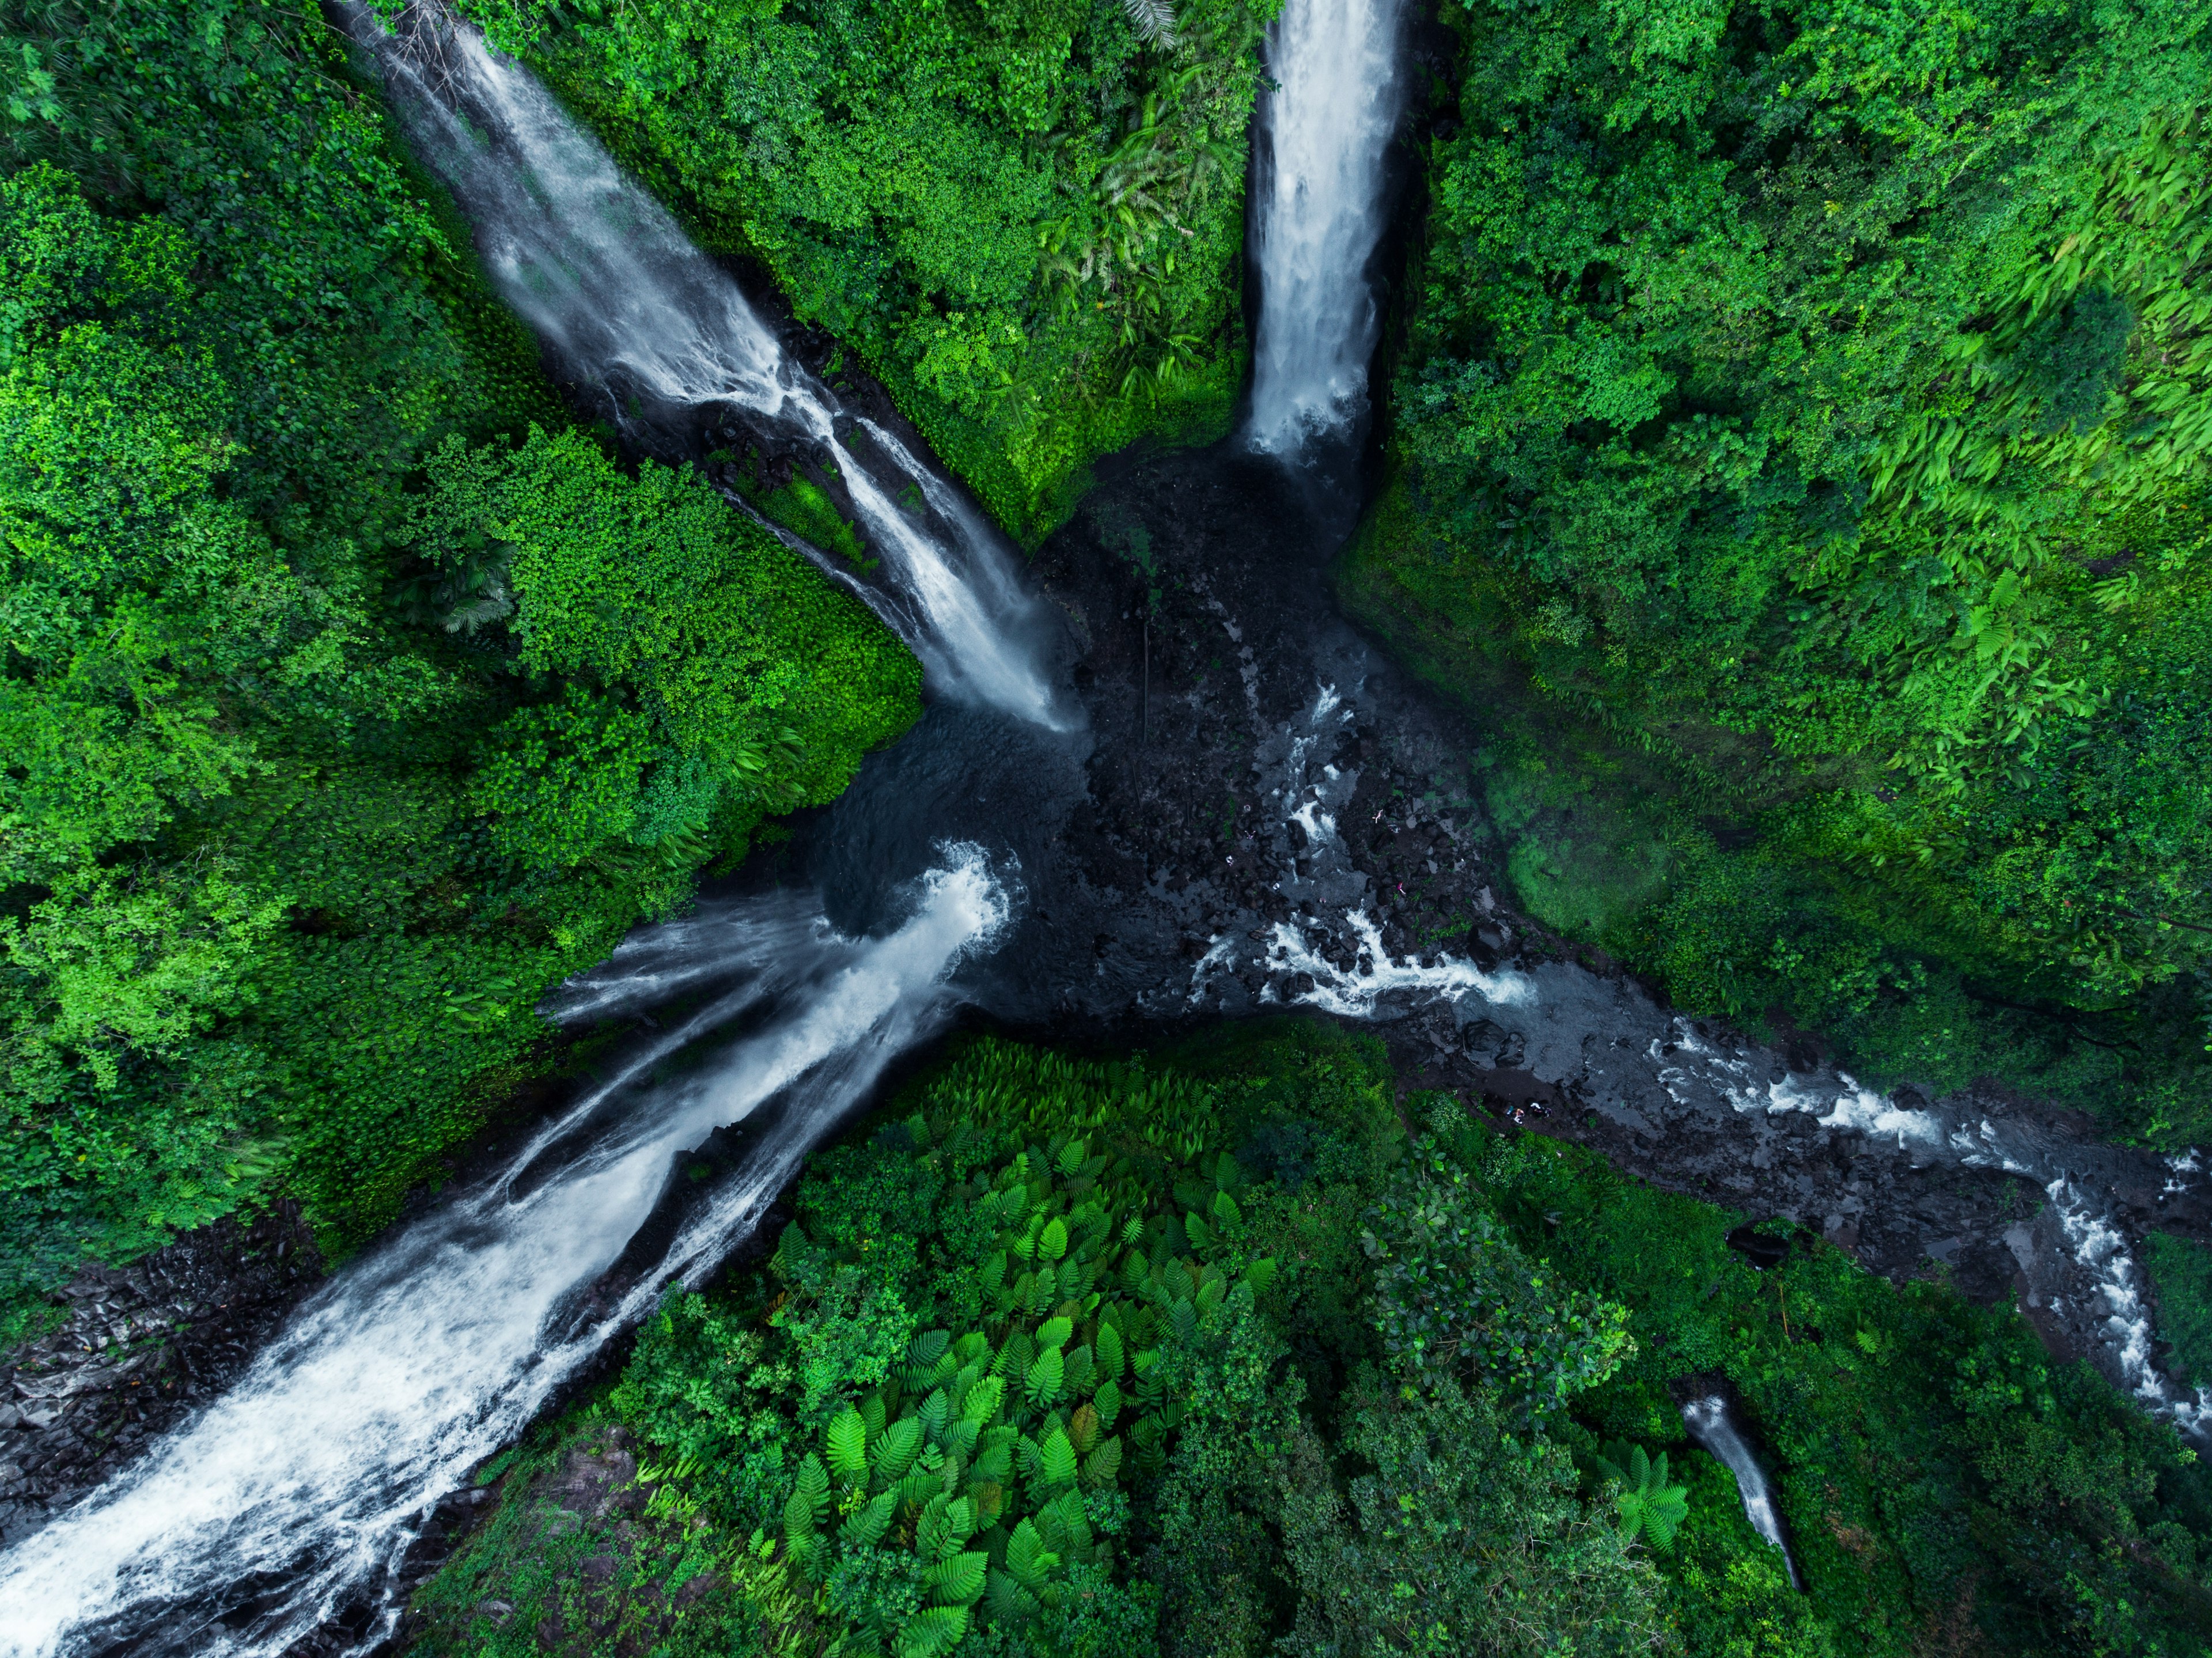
[344,6,1067,729]
[1680,1395,1800,1587]
[0,853,1011,1658]
[1244,0,1408,454]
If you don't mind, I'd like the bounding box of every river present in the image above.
[2,2,2209,1651]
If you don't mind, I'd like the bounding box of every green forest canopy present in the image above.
[457,0,1275,542]
[410,1030,2212,1658]
[1346,0,2212,1143]
[0,1,918,1325]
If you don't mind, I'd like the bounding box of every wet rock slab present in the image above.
[0,1205,324,1546]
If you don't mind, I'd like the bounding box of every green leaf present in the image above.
[1081,1434,1123,1489]
[1040,1216,1069,1260]
[1244,1256,1278,1297]
[926,1550,989,1606]
[872,1416,924,1484]
[1006,1518,1060,1591]
[986,1568,1040,1623]
[961,1374,1006,1426]
[1025,1345,1065,1406]
[1036,1315,1074,1352]
[842,1490,897,1547]
[797,1453,830,1523]
[1093,1377,1124,1429]
[782,1488,815,1545]
[1038,1426,1079,1487]
[1096,1321,1126,1379]
[895,1606,969,1658]
[1212,1188,1244,1231]
[827,1405,869,1483]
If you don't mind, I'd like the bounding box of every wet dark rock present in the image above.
[0,1204,323,1546]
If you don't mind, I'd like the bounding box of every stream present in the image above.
[4,1,2212,1652]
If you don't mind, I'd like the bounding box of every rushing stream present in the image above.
[5,1,2211,1651]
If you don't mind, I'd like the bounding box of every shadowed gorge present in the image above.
[3,0,2212,1654]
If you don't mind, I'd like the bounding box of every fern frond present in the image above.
[843,1490,897,1548]
[926,1551,990,1606]
[872,1417,924,1485]
[828,1406,869,1484]
[1119,0,1179,47]
[1006,1519,1060,1591]
[894,1606,969,1658]
[1038,1427,1079,1488]
[986,1568,1041,1623]
[1082,1435,1124,1489]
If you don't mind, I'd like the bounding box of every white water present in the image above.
[1188,685,1532,1014]
[347,7,1066,729]
[0,851,1010,1658]
[1681,1395,1800,1587]
[1244,0,1408,453]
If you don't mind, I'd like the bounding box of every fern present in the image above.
[1024,1346,1064,1407]
[1082,1436,1124,1489]
[828,1406,870,1483]
[1005,1519,1059,1591]
[843,1490,897,1547]
[894,1606,969,1658]
[986,1568,1041,1623]
[1038,1427,1080,1487]
[797,1453,831,1523]
[1120,0,1178,47]
[1593,1442,1691,1550]
[926,1551,990,1606]
[962,1375,1005,1427]
[1096,1321,1126,1380]
[872,1416,923,1484]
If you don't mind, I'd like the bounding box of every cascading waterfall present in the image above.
[345,5,1067,731]
[0,853,1011,1658]
[1244,0,1408,454]
[1680,1395,1800,1588]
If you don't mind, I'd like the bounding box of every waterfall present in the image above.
[1680,1395,1801,1588]
[0,853,1011,1658]
[1244,0,1408,455]
[346,6,1068,730]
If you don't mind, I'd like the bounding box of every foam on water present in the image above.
[0,850,1010,1658]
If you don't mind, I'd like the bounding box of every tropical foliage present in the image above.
[1346,0,2212,1141]
[454,0,1274,542]
[412,1027,2212,1657]
[0,0,918,1327]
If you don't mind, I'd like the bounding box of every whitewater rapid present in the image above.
[1245,0,1408,452]
[347,5,1066,729]
[0,853,1010,1658]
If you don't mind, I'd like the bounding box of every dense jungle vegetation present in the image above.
[458,0,1271,542]
[1343,0,2212,1145]
[0,0,919,1331]
[414,1026,2212,1657]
